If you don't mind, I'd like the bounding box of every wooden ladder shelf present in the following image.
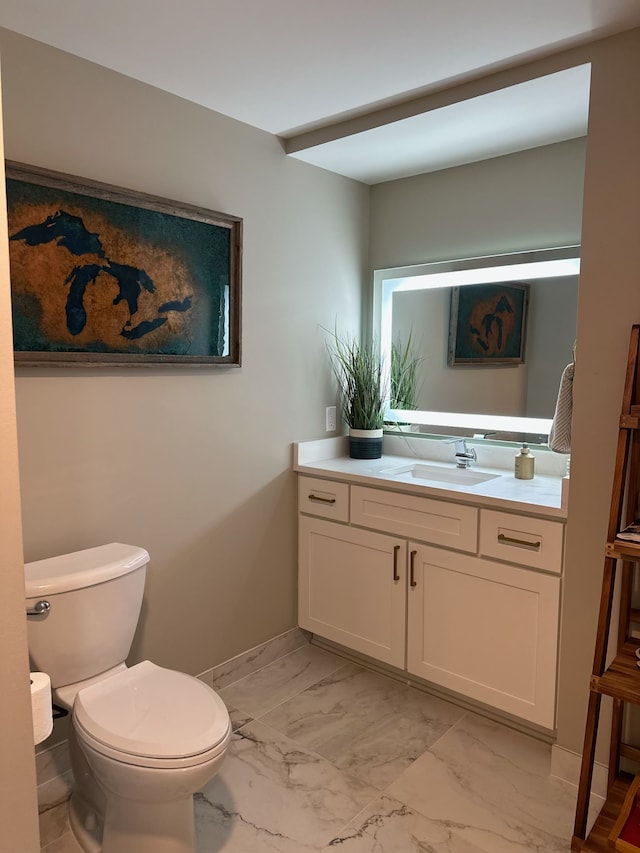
[573,324,640,851]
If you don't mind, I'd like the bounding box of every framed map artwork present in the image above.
[6,162,242,367]
[448,282,529,366]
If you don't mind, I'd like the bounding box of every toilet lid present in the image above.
[74,660,230,760]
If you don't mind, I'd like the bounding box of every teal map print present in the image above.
[7,177,232,359]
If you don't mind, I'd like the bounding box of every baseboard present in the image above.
[550,744,608,799]
[310,634,556,744]
[197,626,311,689]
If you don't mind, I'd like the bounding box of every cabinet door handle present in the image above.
[410,550,417,587]
[393,545,400,582]
[497,532,541,550]
[308,493,336,505]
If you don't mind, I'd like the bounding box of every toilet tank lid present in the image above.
[25,543,150,596]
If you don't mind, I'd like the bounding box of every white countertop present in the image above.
[293,436,568,520]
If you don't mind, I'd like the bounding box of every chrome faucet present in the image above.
[445,438,477,469]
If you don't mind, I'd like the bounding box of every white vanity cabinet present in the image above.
[297,473,564,729]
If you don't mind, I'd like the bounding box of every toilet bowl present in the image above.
[68,661,231,853]
[24,543,231,853]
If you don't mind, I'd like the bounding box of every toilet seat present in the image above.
[74,660,231,769]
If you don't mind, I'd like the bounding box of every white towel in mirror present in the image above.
[549,362,574,453]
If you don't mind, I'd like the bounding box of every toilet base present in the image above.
[102,794,196,853]
[68,791,101,853]
[70,786,197,853]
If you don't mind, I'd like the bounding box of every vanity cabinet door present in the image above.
[298,516,407,668]
[406,544,560,728]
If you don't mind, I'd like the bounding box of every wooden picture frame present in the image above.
[448,282,529,366]
[6,162,242,367]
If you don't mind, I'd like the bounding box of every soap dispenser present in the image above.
[514,443,535,480]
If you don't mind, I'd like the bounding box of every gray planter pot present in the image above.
[349,428,383,459]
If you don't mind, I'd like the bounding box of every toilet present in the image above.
[25,543,231,853]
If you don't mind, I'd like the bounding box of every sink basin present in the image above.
[381,462,501,486]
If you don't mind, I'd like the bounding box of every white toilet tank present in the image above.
[25,543,149,689]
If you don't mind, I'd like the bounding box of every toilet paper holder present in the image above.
[26,599,50,617]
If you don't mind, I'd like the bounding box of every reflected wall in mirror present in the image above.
[373,246,580,438]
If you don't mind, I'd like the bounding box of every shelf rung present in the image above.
[590,644,640,703]
[607,540,640,560]
[620,413,640,428]
[620,742,640,763]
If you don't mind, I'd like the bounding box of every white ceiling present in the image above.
[289,66,593,183]
[1,1,640,183]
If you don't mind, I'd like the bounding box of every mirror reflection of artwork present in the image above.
[448,283,529,365]
[389,275,578,420]
[378,247,579,428]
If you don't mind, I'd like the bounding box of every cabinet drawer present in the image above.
[298,476,349,522]
[480,509,564,573]
[351,485,478,552]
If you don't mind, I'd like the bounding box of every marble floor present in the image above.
[41,643,583,852]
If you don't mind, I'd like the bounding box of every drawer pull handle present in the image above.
[410,550,417,587]
[308,493,336,505]
[497,533,541,550]
[393,545,400,582]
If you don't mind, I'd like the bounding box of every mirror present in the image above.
[373,246,580,441]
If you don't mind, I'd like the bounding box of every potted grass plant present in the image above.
[326,329,386,459]
[389,334,422,418]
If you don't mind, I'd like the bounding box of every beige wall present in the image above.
[0,58,40,851]
[369,137,586,270]
[559,29,640,760]
[370,30,640,763]
[0,28,368,723]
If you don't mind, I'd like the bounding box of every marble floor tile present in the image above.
[219,644,346,719]
[322,794,488,852]
[41,829,83,853]
[261,664,465,789]
[38,646,583,853]
[194,720,379,852]
[224,701,254,732]
[387,712,576,852]
[39,801,70,849]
